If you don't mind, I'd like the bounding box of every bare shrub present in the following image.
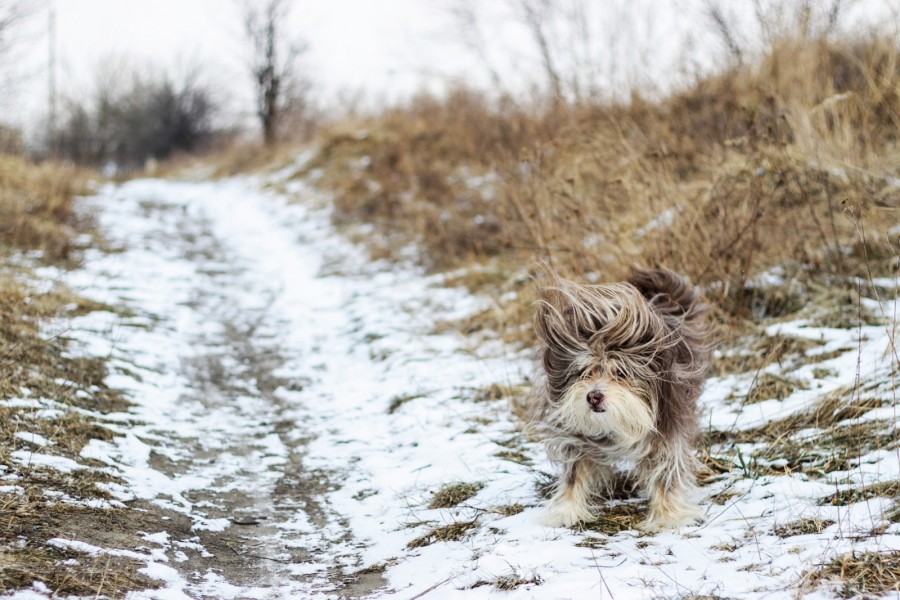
[53,63,218,168]
[702,0,863,62]
[0,0,37,69]
[0,0,40,110]
[448,0,685,102]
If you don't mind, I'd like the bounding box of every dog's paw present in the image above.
[539,498,595,528]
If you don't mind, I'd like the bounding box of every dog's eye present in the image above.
[612,367,627,379]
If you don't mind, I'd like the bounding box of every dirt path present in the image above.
[154,213,366,595]
[63,183,392,597]
[46,173,544,599]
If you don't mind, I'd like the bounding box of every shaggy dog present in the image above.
[533,268,712,530]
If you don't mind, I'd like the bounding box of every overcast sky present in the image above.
[6,0,712,134]
[5,0,896,139]
[8,0,487,132]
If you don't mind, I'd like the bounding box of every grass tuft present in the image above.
[428,482,484,509]
[494,572,542,591]
[745,373,806,404]
[492,503,525,517]
[494,450,533,466]
[407,520,479,549]
[580,502,645,534]
[773,517,834,538]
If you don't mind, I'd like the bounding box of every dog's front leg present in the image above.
[541,459,608,527]
[639,438,703,531]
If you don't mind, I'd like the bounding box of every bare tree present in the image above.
[705,0,861,61]
[0,0,39,102]
[703,0,744,63]
[446,0,506,94]
[449,0,673,104]
[0,0,32,63]
[518,0,563,102]
[241,0,307,146]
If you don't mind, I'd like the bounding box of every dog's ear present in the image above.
[534,286,589,397]
[627,268,704,319]
[535,283,595,347]
[534,287,571,343]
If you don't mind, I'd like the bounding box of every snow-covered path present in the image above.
[61,176,533,598]
[40,174,900,599]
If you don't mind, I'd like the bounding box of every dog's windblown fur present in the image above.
[533,267,712,530]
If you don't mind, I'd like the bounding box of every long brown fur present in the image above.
[533,267,713,530]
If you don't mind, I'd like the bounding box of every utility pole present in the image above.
[47,5,57,150]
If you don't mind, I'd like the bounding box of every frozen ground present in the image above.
[6,171,900,599]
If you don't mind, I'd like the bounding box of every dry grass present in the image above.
[579,502,646,534]
[386,392,426,414]
[494,449,533,466]
[707,386,893,478]
[295,87,548,271]
[0,156,156,596]
[773,517,834,538]
[428,482,484,509]
[820,480,900,506]
[744,373,807,404]
[0,154,92,263]
[714,332,823,376]
[804,549,900,598]
[492,503,525,517]
[0,493,159,597]
[754,387,885,434]
[468,571,542,591]
[493,572,542,591]
[0,275,126,413]
[575,536,608,550]
[407,520,479,548]
[286,34,900,348]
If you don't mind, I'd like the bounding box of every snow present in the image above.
[11,451,85,474]
[14,432,50,447]
[8,171,899,598]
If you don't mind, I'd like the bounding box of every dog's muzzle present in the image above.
[586,390,606,413]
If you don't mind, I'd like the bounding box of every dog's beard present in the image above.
[548,375,656,446]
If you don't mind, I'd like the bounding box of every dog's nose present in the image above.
[586,390,606,412]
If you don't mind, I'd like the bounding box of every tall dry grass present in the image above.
[0,154,91,262]
[303,34,900,327]
[298,87,551,268]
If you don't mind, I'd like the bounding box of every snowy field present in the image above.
[6,170,900,599]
